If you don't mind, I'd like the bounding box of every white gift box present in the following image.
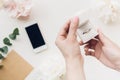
[77,20,98,43]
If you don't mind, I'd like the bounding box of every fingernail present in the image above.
[73,16,79,23]
[97,28,102,33]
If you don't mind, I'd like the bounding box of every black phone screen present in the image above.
[25,23,45,49]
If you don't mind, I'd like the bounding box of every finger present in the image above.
[97,29,109,46]
[95,35,99,39]
[67,16,79,39]
[90,39,98,45]
[89,39,98,49]
[84,44,95,56]
[84,44,90,55]
[85,48,95,56]
[84,47,89,55]
[92,37,99,42]
[59,20,71,36]
[79,41,84,45]
[58,20,71,39]
[84,43,90,48]
[88,49,95,56]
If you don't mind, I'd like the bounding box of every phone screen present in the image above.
[25,23,45,49]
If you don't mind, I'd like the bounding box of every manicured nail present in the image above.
[73,16,79,23]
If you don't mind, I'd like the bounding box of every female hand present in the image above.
[84,30,120,71]
[55,17,85,80]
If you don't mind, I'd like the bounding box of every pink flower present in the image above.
[3,0,16,11]
[3,0,33,19]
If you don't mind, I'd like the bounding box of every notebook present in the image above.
[0,50,33,80]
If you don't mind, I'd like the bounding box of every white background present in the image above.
[0,0,120,80]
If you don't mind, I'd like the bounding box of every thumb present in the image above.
[68,16,79,39]
[98,29,109,46]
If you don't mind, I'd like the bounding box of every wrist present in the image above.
[64,53,81,60]
[65,55,84,65]
[65,55,85,80]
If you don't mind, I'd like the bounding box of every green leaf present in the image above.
[13,28,19,35]
[9,33,16,40]
[0,54,4,59]
[0,46,8,54]
[0,48,4,52]
[0,46,8,53]
[3,37,12,46]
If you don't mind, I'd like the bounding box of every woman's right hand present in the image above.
[84,29,120,71]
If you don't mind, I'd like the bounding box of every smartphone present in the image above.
[25,23,47,53]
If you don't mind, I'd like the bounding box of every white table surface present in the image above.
[0,0,120,80]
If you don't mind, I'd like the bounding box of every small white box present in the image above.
[77,20,98,43]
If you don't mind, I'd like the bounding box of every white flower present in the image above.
[99,0,120,24]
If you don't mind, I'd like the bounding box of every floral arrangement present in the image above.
[99,0,120,24]
[1,0,33,19]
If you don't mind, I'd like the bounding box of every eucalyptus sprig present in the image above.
[0,28,20,69]
[0,53,4,59]
[3,38,12,46]
[9,28,19,40]
[0,46,8,54]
